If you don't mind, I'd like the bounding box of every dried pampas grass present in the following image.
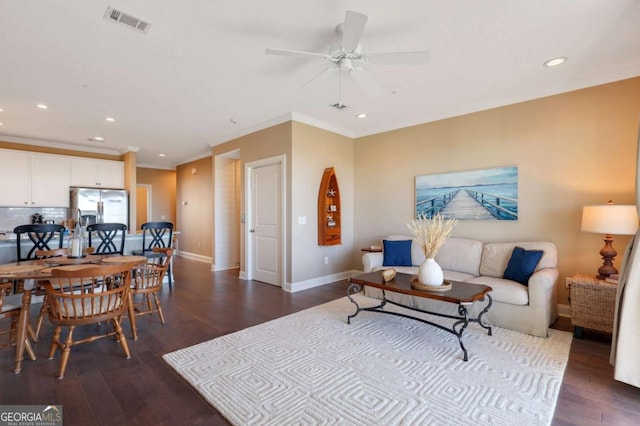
[407,213,457,259]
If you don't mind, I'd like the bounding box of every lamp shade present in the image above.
[581,204,639,235]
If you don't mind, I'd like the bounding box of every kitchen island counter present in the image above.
[0,232,179,264]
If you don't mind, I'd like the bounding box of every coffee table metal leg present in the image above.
[452,305,470,362]
[346,283,362,324]
[476,294,493,336]
[347,284,387,324]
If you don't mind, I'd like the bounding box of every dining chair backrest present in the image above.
[45,262,134,379]
[139,222,173,253]
[87,223,127,255]
[14,224,65,261]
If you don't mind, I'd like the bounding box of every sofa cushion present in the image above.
[503,247,544,285]
[435,237,483,277]
[443,270,477,282]
[465,276,529,305]
[382,239,412,267]
[480,242,557,278]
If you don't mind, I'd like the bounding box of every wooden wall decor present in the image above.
[317,167,341,245]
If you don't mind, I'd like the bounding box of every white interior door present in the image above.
[250,163,282,286]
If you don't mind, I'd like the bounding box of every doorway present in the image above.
[245,155,285,287]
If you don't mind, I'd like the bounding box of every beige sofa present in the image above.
[362,236,559,337]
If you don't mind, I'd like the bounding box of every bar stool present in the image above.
[132,222,174,287]
[87,223,127,255]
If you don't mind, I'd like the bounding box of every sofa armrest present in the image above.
[362,252,384,272]
[527,268,559,307]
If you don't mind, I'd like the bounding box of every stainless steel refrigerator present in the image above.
[70,187,128,228]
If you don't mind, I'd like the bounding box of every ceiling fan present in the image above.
[265,10,430,101]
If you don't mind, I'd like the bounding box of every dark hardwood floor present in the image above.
[2,256,639,425]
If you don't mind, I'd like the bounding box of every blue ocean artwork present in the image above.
[415,166,518,220]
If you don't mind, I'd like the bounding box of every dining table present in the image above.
[0,254,147,374]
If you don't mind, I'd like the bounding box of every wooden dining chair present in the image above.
[43,262,134,379]
[31,247,96,342]
[127,248,173,341]
[132,222,174,287]
[0,281,36,364]
[86,223,127,255]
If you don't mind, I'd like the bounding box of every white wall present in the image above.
[214,156,239,270]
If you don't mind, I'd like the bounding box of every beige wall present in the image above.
[291,122,354,283]
[136,167,177,225]
[211,122,293,279]
[176,157,213,257]
[354,77,640,304]
[208,121,354,285]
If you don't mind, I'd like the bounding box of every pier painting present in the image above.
[415,166,518,220]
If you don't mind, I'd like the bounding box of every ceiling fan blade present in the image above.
[265,48,330,60]
[296,66,336,92]
[365,51,430,65]
[350,67,384,98]
[341,10,368,52]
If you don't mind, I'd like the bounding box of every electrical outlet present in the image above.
[324,256,329,265]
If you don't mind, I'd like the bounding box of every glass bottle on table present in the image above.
[69,222,84,257]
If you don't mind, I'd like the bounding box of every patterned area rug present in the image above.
[163,294,571,425]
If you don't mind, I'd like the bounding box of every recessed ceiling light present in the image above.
[543,57,566,67]
[93,136,104,141]
[37,104,48,109]
[106,117,115,122]
[0,108,4,112]
[356,113,368,119]
[0,122,4,126]
[159,153,166,157]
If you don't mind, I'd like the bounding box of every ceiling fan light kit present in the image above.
[266,10,430,100]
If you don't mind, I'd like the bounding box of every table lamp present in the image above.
[581,201,639,279]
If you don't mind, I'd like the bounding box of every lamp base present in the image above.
[596,235,618,280]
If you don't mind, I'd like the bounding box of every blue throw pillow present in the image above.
[503,246,544,285]
[382,240,413,267]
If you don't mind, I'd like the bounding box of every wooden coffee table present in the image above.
[348,271,493,361]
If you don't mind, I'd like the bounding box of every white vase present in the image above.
[418,258,444,286]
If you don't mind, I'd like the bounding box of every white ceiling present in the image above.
[1,1,639,169]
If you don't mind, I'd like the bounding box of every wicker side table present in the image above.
[568,273,617,337]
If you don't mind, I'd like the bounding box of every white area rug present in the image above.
[163,294,572,425]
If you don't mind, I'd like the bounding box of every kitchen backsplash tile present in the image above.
[0,207,68,232]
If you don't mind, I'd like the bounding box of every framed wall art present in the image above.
[415,166,518,220]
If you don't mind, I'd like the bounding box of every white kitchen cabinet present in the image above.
[30,153,71,207]
[0,149,70,207]
[70,158,124,188]
[0,150,30,206]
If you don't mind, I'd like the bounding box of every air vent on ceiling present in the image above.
[103,6,151,34]
[330,102,348,110]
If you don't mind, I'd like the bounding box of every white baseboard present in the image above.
[557,303,571,318]
[212,263,240,272]
[284,270,359,293]
[239,270,247,280]
[177,251,212,264]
